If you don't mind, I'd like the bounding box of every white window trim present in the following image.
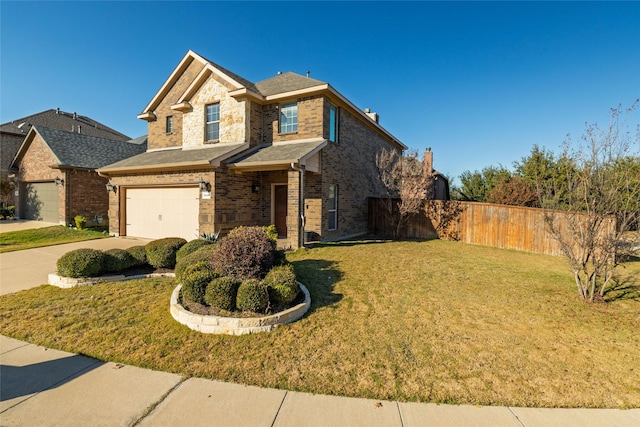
[279,102,298,134]
[205,103,220,142]
[166,116,173,134]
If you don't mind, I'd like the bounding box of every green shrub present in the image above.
[126,245,147,267]
[175,245,218,283]
[205,276,240,311]
[262,224,278,248]
[57,248,106,278]
[103,248,135,273]
[273,249,289,267]
[74,215,87,230]
[211,226,274,280]
[180,262,220,304]
[176,239,213,264]
[145,238,187,268]
[263,264,300,305]
[236,279,269,313]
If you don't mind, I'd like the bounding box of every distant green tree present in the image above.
[454,165,510,202]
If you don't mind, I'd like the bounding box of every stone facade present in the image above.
[183,76,248,147]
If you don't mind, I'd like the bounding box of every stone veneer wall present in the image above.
[182,74,247,148]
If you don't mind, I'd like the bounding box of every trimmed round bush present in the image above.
[204,276,240,311]
[145,238,187,268]
[211,226,274,280]
[103,248,135,273]
[175,245,218,283]
[176,239,214,264]
[236,279,269,313]
[264,264,299,305]
[57,248,106,278]
[126,245,147,267]
[181,262,220,305]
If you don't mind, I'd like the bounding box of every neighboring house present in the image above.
[0,108,131,206]
[10,126,146,225]
[423,149,450,201]
[98,50,407,248]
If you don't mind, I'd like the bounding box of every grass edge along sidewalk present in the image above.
[0,225,109,253]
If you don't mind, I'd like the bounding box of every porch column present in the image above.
[287,169,303,249]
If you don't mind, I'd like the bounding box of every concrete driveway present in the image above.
[0,236,147,296]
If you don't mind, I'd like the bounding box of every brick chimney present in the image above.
[423,147,433,177]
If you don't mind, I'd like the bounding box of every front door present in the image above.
[274,184,288,238]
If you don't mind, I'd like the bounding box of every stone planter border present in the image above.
[48,272,176,288]
[170,282,311,335]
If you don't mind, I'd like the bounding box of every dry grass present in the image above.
[0,226,108,253]
[1,240,638,408]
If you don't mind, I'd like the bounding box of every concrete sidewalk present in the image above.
[2,336,639,427]
[1,227,639,426]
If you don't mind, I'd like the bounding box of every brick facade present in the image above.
[107,52,404,248]
[15,133,112,226]
[147,60,205,150]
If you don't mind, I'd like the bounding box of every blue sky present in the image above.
[2,1,639,183]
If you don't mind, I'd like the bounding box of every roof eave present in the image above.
[326,85,407,151]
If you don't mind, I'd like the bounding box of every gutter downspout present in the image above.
[290,162,305,248]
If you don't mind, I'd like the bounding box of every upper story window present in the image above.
[205,104,220,141]
[166,116,173,134]
[329,104,339,143]
[279,102,298,134]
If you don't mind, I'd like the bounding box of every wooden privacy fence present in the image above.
[368,199,616,256]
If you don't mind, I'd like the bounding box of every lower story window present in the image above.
[328,184,338,231]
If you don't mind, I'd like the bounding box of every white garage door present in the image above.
[126,187,200,241]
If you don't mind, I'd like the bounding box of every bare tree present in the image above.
[375,148,430,237]
[540,102,640,302]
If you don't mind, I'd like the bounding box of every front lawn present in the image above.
[0,240,638,408]
[0,226,109,253]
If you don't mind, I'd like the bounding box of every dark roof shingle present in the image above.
[15,126,146,170]
[254,72,326,97]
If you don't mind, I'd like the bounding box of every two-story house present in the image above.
[98,50,406,249]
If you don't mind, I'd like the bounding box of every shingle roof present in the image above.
[12,126,146,170]
[254,72,326,97]
[0,109,130,141]
[228,138,327,169]
[197,52,260,94]
[99,143,248,173]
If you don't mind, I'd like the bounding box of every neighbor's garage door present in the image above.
[20,182,58,223]
[126,187,200,241]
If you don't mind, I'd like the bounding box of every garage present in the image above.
[125,187,200,241]
[20,182,59,223]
